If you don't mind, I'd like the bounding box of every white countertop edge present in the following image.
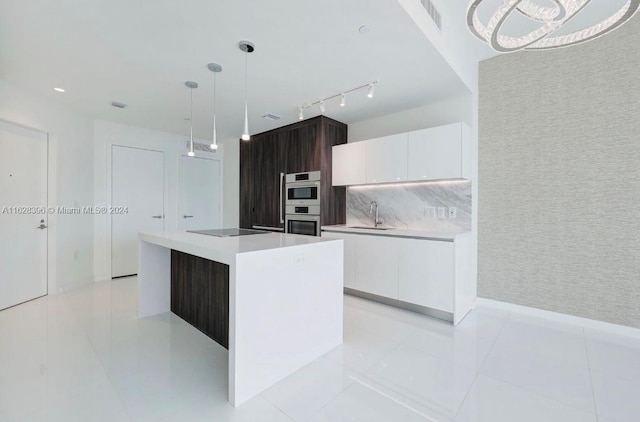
[139,231,341,266]
[321,225,471,241]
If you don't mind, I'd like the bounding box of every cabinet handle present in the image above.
[152,215,163,219]
[183,215,194,219]
[279,172,285,224]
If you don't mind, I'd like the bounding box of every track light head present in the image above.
[340,93,346,107]
[367,84,375,98]
[319,101,326,113]
[298,107,304,120]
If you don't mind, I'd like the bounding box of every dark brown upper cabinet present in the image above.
[239,116,347,231]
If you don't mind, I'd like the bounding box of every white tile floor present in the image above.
[1,277,639,422]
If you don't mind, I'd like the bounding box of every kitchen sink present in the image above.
[347,226,391,230]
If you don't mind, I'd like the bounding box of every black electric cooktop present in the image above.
[187,228,271,237]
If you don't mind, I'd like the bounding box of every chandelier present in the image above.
[467,0,640,52]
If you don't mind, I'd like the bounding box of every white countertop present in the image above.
[321,225,471,241]
[139,230,338,265]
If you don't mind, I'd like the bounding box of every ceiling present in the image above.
[0,0,472,141]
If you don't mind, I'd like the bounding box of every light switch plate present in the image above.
[424,207,436,218]
[448,207,457,219]
[437,207,446,219]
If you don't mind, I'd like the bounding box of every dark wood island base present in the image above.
[170,249,229,349]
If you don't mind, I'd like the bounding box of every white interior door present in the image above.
[179,156,221,230]
[0,121,48,310]
[111,146,164,278]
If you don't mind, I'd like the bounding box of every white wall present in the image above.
[0,79,94,292]
[347,95,472,142]
[93,120,225,281]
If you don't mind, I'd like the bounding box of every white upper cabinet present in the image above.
[332,123,472,186]
[407,123,472,181]
[332,142,366,186]
[365,133,408,184]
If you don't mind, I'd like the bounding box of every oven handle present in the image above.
[279,172,285,224]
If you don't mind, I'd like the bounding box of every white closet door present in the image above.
[111,146,164,278]
[0,121,48,310]
[179,156,221,230]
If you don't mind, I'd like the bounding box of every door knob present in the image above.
[36,219,47,229]
[183,215,194,219]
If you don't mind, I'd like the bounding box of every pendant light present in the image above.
[185,81,198,157]
[239,41,255,141]
[207,63,222,150]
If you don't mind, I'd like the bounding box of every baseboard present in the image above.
[477,297,640,339]
[345,287,454,323]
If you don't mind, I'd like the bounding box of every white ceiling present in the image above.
[0,0,472,141]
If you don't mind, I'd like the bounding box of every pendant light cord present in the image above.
[244,49,248,109]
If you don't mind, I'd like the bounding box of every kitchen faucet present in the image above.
[369,201,383,228]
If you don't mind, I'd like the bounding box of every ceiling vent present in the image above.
[111,101,127,109]
[262,113,281,121]
[420,0,441,30]
[185,141,218,154]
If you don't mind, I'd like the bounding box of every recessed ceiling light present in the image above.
[111,101,127,109]
[53,87,65,93]
[358,25,371,34]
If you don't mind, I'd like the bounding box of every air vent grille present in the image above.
[420,0,441,30]
[262,113,281,121]
[185,141,218,153]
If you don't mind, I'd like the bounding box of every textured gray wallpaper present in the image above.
[478,17,640,328]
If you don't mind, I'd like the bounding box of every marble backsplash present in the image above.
[346,181,472,232]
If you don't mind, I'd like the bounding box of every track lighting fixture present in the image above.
[297,81,377,118]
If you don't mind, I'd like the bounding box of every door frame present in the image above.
[176,154,224,231]
[0,118,57,296]
[108,144,165,280]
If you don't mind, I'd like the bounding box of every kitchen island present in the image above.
[137,230,343,407]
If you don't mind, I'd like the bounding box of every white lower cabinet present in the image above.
[321,231,357,288]
[322,230,474,324]
[354,235,400,299]
[398,239,454,312]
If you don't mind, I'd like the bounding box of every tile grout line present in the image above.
[583,327,601,422]
[452,311,510,420]
[469,312,600,419]
[305,318,428,421]
[62,282,137,421]
[360,334,458,421]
